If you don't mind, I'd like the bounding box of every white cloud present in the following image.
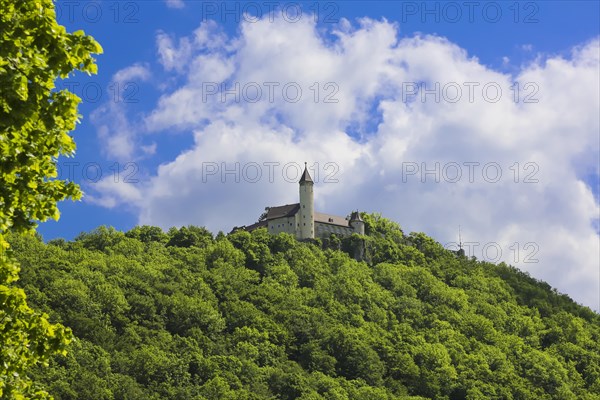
[90,65,152,161]
[92,103,137,161]
[521,44,533,52]
[141,143,157,156]
[85,178,143,208]
[165,0,184,9]
[156,31,193,73]
[90,16,600,311]
[112,63,151,84]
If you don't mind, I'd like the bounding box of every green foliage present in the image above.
[0,0,101,234]
[167,225,213,248]
[362,212,404,240]
[125,225,168,244]
[73,226,125,252]
[0,0,101,397]
[9,216,600,399]
[0,249,73,399]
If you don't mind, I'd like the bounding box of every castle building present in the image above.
[241,163,364,239]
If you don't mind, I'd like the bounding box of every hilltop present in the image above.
[9,214,600,399]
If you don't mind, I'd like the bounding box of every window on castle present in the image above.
[303,223,306,226]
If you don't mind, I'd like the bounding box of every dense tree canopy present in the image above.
[9,219,600,399]
[0,0,101,397]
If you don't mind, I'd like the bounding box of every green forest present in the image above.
[6,215,600,399]
[1,1,599,399]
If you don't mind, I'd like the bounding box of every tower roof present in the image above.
[349,211,363,222]
[299,162,313,184]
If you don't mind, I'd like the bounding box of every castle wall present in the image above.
[315,222,354,238]
[267,216,297,236]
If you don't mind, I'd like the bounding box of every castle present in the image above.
[241,163,364,239]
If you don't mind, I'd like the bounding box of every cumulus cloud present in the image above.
[156,31,193,73]
[90,15,599,310]
[91,64,151,161]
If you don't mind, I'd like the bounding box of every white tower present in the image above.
[349,211,365,235]
[298,162,314,239]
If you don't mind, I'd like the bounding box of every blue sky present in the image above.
[41,1,599,310]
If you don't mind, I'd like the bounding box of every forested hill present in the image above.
[9,214,600,399]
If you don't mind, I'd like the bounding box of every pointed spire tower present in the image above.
[298,162,314,239]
